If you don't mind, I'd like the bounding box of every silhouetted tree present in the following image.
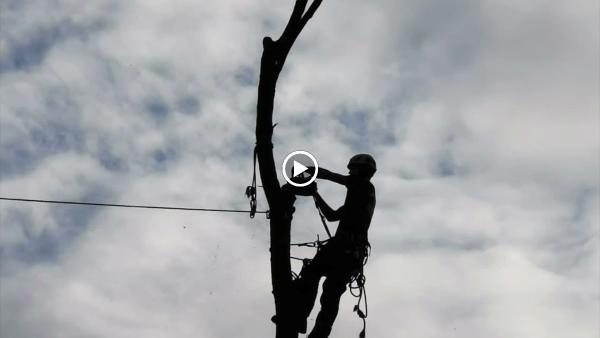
[255,1,323,337]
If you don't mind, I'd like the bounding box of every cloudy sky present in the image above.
[0,0,598,337]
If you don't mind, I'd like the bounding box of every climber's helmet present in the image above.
[347,153,376,179]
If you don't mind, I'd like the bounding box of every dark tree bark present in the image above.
[255,1,323,337]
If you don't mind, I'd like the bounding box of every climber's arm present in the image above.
[313,191,344,221]
[307,167,349,186]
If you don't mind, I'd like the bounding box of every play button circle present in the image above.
[282,150,319,187]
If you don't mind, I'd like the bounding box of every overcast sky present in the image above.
[0,0,598,337]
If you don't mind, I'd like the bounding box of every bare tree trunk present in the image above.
[255,1,323,337]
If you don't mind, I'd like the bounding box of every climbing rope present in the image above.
[0,197,268,214]
[349,243,371,338]
[290,237,328,248]
[245,146,259,218]
[312,196,332,239]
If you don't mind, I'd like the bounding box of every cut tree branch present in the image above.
[255,1,324,337]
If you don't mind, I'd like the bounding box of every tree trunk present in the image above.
[255,1,323,337]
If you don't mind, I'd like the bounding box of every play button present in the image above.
[282,150,319,187]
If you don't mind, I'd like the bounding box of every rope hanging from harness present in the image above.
[312,196,332,239]
[349,243,370,338]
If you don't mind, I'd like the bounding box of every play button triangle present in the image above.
[293,161,308,177]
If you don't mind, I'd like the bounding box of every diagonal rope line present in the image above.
[0,197,268,214]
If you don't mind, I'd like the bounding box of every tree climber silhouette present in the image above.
[294,153,377,338]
